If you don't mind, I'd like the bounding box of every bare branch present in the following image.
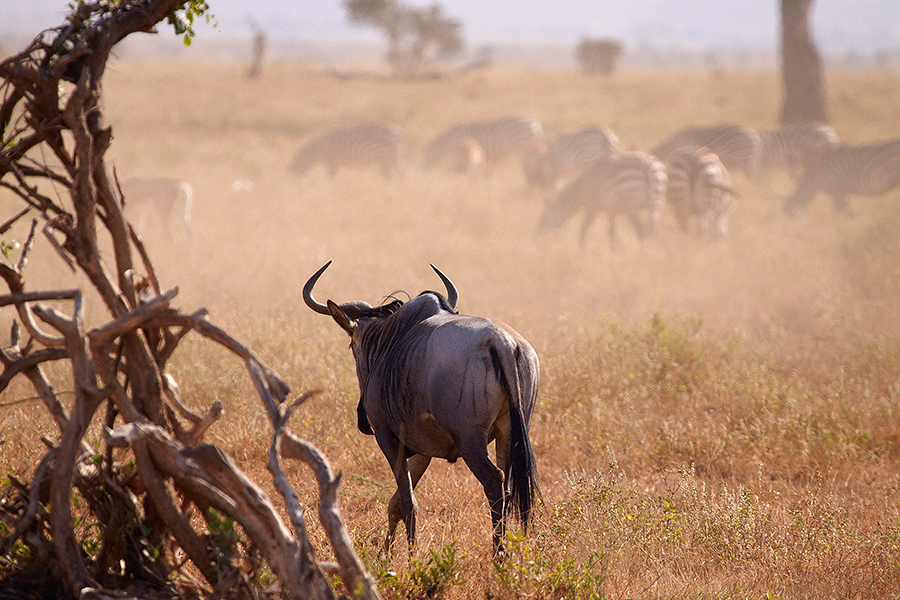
[88,287,177,348]
[0,206,31,235]
[279,429,382,600]
[0,345,68,395]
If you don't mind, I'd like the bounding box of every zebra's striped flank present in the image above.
[666,146,735,238]
[759,121,839,177]
[289,122,404,178]
[522,125,620,190]
[784,138,900,216]
[539,151,667,248]
[422,117,543,172]
[653,124,762,179]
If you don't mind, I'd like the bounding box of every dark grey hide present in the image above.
[304,262,540,554]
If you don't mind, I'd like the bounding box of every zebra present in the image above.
[538,151,667,248]
[652,124,762,179]
[666,146,736,238]
[758,121,839,177]
[421,116,543,173]
[119,176,193,241]
[784,138,900,216]
[522,125,620,190]
[445,137,487,174]
[289,122,404,179]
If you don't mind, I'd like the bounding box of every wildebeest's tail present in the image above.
[491,345,540,532]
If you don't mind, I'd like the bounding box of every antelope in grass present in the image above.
[120,176,193,241]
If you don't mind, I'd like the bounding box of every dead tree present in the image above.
[345,0,464,77]
[0,2,379,599]
[780,0,829,125]
[576,38,624,74]
[246,15,267,79]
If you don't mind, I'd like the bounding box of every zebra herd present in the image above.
[288,117,900,246]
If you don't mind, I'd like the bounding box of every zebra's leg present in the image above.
[607,214,618,251]
[831,193,850,214]
[627,212,646,240]
[380,159,393,180]
[579,210,599,246]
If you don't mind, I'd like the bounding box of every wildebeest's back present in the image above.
[364,293,538,461]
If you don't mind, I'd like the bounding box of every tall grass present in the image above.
[3,61,900,598]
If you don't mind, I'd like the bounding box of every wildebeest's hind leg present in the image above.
[457,434,506,554]
[386,454,431,554]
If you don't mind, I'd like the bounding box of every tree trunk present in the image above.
[780,0,829,125]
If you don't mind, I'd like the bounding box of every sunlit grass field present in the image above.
[3,59,900,598]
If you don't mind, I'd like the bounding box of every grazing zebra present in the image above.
[538,151,667,248]
[666,146,736,238]
[652,124,762,179]
[522,125,620,190]
[120,176,193,241]
[784,138,900,216]
[289,122,404,179]
[446,137,487,174]
[421,116,543,173]
[758,121,839,177]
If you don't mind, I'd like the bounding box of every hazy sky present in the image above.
[5,0,900,52]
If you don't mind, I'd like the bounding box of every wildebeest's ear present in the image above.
[326,299,355,335]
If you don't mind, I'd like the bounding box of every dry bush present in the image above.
[0,4,378,600]
[3,52,900,599]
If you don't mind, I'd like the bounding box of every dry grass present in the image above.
[3,60,900,598]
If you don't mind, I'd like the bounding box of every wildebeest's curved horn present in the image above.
[430,264,458,309]
[303,261,333,315]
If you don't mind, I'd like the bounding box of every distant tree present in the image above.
[345,0,464,76]
[576,38,624,74]
[780,0,829,124]
[246,15,267,79]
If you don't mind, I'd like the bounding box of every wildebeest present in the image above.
[303,262,540,554]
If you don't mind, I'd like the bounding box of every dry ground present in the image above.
[3,60,900,598]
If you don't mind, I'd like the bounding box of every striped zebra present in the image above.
[666,146,736,238]
[538,151,667,248]
[652,124,762,179]
[289,122,404,179]
[522,125,620,190]
[421,116,543,173]
[445,137,487,174]
[759,121,839,177]
[784,138,900,216]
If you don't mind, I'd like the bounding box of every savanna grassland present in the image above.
[3,59,900,599]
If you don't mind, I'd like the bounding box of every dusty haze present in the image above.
[49,62,900,354]
[3,59,900,597]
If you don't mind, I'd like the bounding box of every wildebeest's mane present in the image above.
[361,290,456,423]
[358,297,404,319]
[418,290,457,314]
